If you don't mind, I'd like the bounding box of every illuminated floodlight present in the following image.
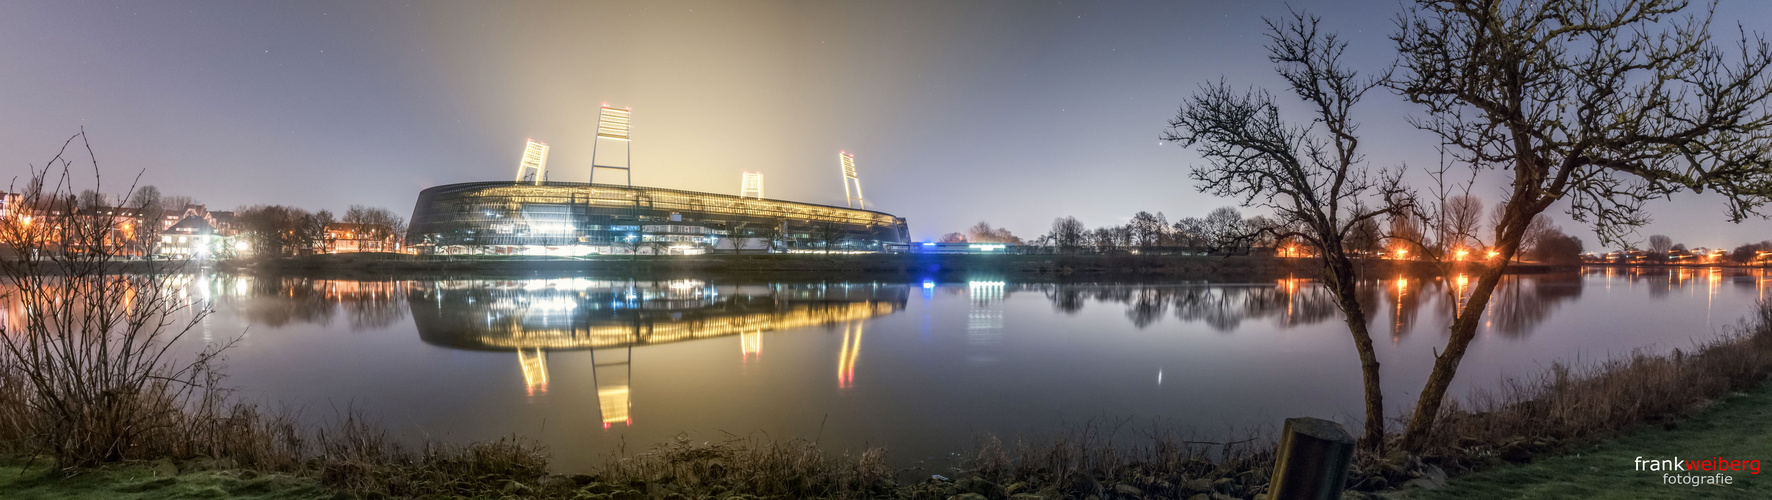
[596,106,631,140]
[513,139,550,184]
[838,152,865,209]
[591,105,633,186]
[740,171,764,199]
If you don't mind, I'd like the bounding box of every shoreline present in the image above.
[218,253,1551,282]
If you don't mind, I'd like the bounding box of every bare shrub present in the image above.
[0,131,232,467]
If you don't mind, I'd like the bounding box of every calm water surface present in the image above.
[162,268,1769,472]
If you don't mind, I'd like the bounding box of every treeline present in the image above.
[931,195,1599,263]
[1032,207,1269,255]
[233,205,405,258]
[1637,234,1772,264]
[943,208,1276,255]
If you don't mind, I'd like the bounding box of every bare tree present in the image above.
[756,219,784,253]
[342,205,406,252]
[236,205,311,257]
[1162,11,1407,450]
[1048,216,1087,254]
[161,194,196,215]
[721,221,750,254]
[813,220,845,254]
[967,221,1023,244]
[299,210,333,255]
[1129,211,1167,250]
[127,185,164,257]
[1201,207,1250,254]
[1387,212,1429,257]
[1172,217,1209,250]
[616,227,645,258]
[1088,226,1118,254]
[1442,194,1483,252]
[1392,0,1772,451]
[1648,234,1674,255]
[1346,215,1384,255]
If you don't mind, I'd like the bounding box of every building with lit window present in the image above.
[405,181,910,255]
[323,222,401,253]
[158,216,216,258]
[889,241,1017,254]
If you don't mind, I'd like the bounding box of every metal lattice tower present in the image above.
[590,105,633,186]
[740,171,764,199]
[839,152,864,209]
[513,139,550,184]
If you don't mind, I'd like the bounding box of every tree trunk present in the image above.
[1398,238,1521,452]
[1321,251,1385,452]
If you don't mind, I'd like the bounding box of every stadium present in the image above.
[405,181,910,255]
[404,106,910,255]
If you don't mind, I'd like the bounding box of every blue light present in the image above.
[922,280,934,289]
[922,242,935,246]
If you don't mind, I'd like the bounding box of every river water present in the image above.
[153,267,1768,472]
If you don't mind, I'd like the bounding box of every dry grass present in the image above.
[1344,299,1772,491]
[590,436,895,499]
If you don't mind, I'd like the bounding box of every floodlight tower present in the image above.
[513,139,550,184]
[590,104,633,186]
[839,152,864,209]
[740,171,764,199]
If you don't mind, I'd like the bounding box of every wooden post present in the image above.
[1266,417,1355,500]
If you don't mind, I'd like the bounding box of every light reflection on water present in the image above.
[105,268,1770,471]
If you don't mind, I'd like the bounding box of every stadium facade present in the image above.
[404,181,910,255]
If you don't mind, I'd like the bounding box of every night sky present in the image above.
[4,0,1770,250]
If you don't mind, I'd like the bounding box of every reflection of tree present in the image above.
[240,277,335,327]
[1046,287,1086,315]
[1485,274,1583,337]
[220,278,409,330]
[1040,282,1346,333]
[339,287,408,331]
[1173,287,1253,332]
[1041,276,1584,339]
[1126,288,1168,328]
[1646,273,1672,299]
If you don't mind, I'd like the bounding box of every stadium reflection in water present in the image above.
[406,279,909,427]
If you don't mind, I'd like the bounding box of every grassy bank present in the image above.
[0,457,330,500]
[1410,381,1772,496]
[1411,380,1772,499]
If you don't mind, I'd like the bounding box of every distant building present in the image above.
[323,222,400,253]
[888,242,1017,255]
[159,204,234,235]
[158,215,217,258]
